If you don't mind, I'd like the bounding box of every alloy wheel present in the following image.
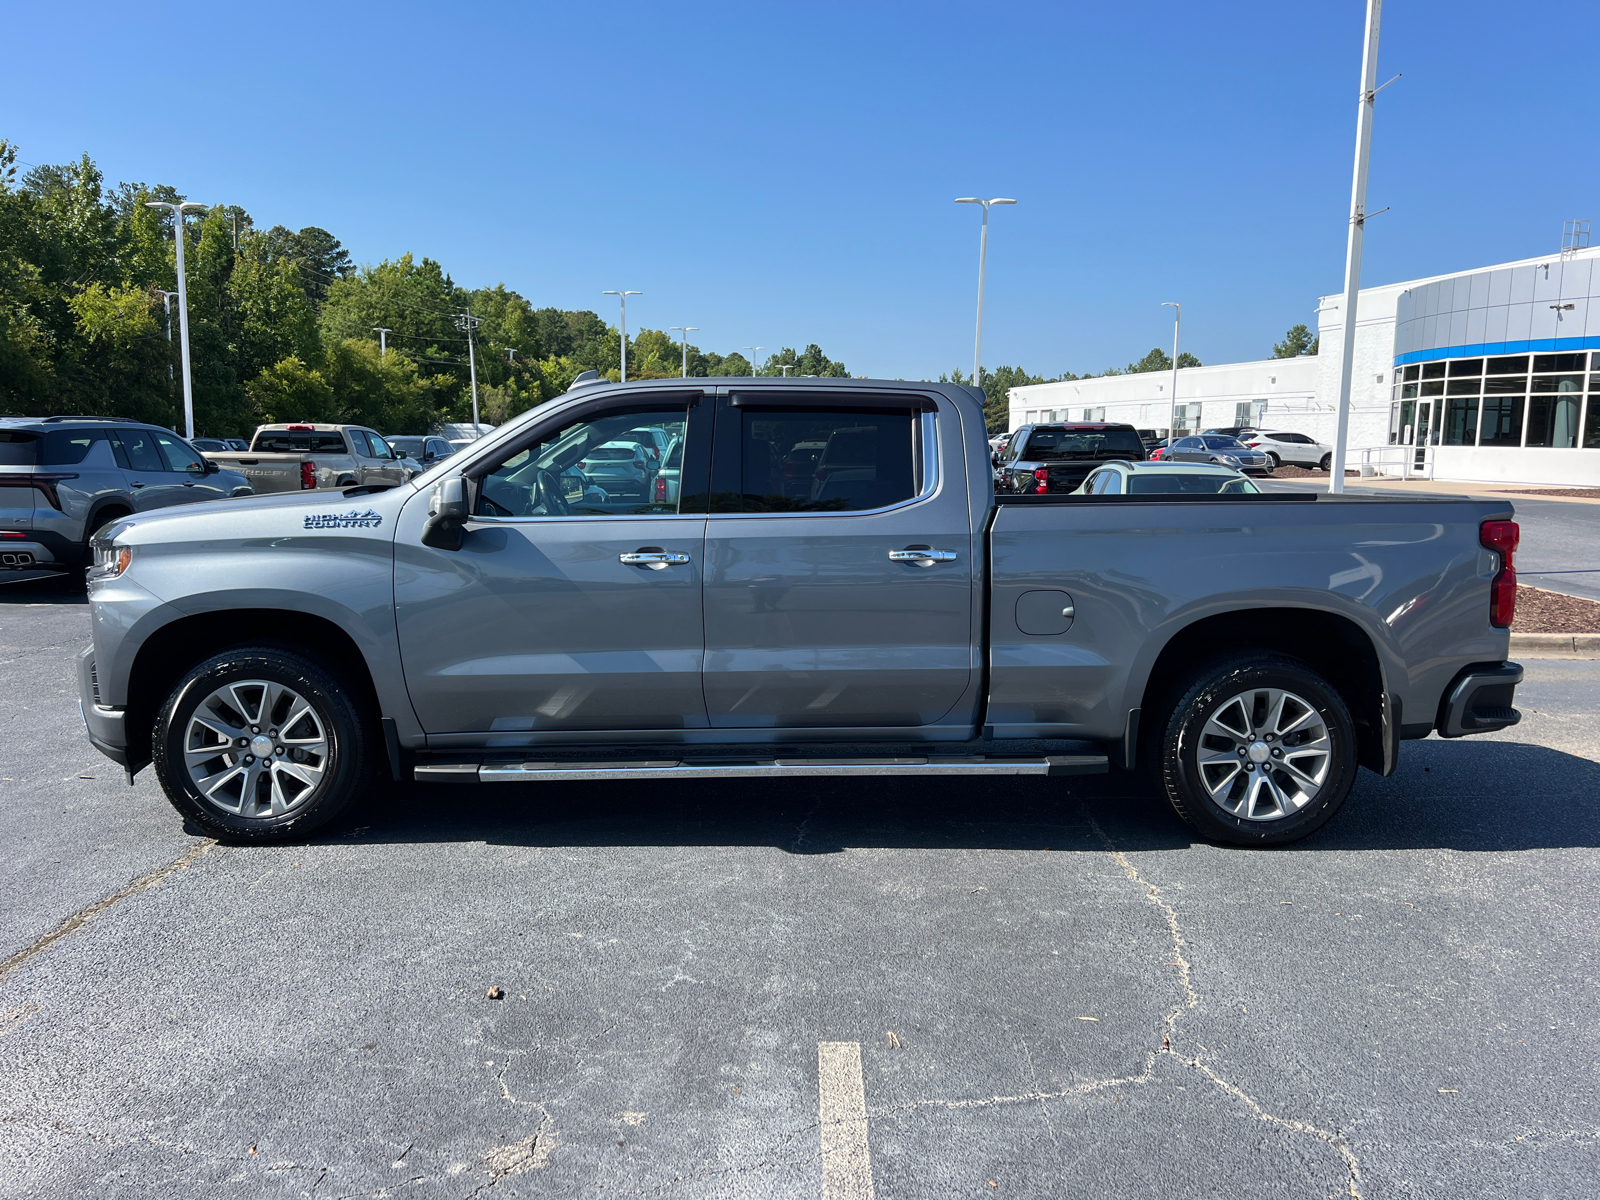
[184,680,330,818]
[1194,687,1331,821]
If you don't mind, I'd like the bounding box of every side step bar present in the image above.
[415,754,1108,784]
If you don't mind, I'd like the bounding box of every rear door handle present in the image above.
[889,548,958,567]
[130,482,144,488]
[620,549,691,570]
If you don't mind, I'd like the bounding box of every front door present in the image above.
[395,395,713,737]
[701,392,975,730]
[1412,400,1434,473]
[111,428,191,510]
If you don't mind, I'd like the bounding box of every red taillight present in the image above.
[300,461,316,490]
[1033,467,1049,494]
[286,423,314,431]
[1481,519,1519,628]
[654,477,667,502]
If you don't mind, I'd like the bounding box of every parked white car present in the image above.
[1241,430,1333,471]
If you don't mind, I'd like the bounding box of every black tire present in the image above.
[152,646,372,843]
[1318,453,1332,471]
[1156,654,1357,846]
[1264,451,1281,469]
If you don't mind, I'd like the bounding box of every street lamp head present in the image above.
[988,198,1017,206]
[955,198,982,204]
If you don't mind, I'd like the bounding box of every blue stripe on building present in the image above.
[1394,335,1600,366]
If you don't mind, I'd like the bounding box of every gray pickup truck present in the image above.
[75,379,1522,847]
[202,423,407,492]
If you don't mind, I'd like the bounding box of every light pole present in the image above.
[603,290,641,381]
[1161,302,1181,441]
[507,348,518,364]
[955,197,1017,391]
[145,201,207,438]
[669,326,698,378]
[1328,0,1386,495]
[743,346,764,377]
[157,290,178,384]
[372,326,392,358]
[454,311,483,430]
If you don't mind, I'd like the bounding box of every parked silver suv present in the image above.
[0,417,252,575]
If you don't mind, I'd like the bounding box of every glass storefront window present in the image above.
[1531,374,1585,393]
[1443,397,1480,445]
[1484,375,1526,394]
[1448,358,1484,376]
[1403,365,1421,382]
[1487,355,1529,376]
[1446,378,1481,395]
[1479,396,1525,446]
[1421,362,1446,380]
[1420,380,1445,396]
[1533,353,1586,373]
[1394,399,1416,444]
[1401,383,1419,399]
[1585,399,1600,449]
[1526,395,1581,448]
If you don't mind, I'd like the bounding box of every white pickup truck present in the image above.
[201,423,408,493]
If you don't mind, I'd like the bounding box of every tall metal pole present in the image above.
[956,197,1016,391]
[1162,303,1181,439]
[744,346,764,376]
[146,201,207,438]
[604,290,641,382]
[157,290,178,384]
[670,326,698,378]
[1328,0,1383,495]
[372,326,391,358]
[455,310,483,430]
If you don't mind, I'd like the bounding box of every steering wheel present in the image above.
[532,469,571,516]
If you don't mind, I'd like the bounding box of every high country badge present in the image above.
[304,509,384,529]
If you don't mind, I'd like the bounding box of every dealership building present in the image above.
[1007,243,1600,485]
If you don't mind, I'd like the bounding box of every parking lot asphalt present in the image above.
[3,577,1597,1199]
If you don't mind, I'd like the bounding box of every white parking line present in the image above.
[818,1041,875,1200]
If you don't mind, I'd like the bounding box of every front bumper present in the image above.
[1437,661,1523,738]
[76,645,129,765]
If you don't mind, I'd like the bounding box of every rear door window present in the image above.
[114,428,168,473]
[715,403,919,513]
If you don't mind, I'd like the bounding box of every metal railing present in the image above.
[1360,444,1435,481]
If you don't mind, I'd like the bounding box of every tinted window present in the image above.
[1021,427,1143,459]
[727,407,917,513]
[253,430,350,453]
[1480,396,1524,447]
[430,439,453,458]
[585,446,639,461]
[1128,473,1259,494]
[115,428,167,473]
[388,437,424,456]
[348,429,373,456]
[1201,436,1244,450]
[1421,362,1446,379]
[1533,353,1586,373]
[41,429,102,465]
[1486,355,1528,376]
[156,433,205,473]
[191,438,227,451]
[476,405,689,518]
[1448,358,1483,376]
[0,432,39,465]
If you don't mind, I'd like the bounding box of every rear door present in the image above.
[701,390,975,730]
[395,392,713,736]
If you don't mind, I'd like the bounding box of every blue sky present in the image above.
[5,1,1597,378]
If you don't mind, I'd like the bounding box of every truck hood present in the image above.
[98,484,419,548]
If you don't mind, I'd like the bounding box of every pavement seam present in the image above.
[0,838,215,986]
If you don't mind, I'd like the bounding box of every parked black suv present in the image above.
[0,417,251,575]
[994,422,1146,494]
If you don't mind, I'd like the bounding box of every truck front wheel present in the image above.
[152,647,371,842]
[1157,655,1356,846]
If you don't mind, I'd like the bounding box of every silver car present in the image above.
[0,417,252,574]
[1164,434,1273,476]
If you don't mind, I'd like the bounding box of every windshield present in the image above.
[1128,473,1259,494]
[1022,427,1143,460]
[388,437,424,455]
[1201,436,1247,450]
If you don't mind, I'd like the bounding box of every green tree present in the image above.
[1273,323,1318,357]
[246,355,340,424]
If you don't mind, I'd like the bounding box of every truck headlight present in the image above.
[89,542,132,580]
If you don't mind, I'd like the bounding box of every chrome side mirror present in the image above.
[421,477,469,551]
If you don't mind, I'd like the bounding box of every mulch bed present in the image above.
[1514,585,1600,633]
[1493,487,1600,499]
[1269,465,1359,478]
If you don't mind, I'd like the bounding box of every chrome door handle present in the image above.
[889,548,958,567]
[130,481,144,488]
[620,550,691,570]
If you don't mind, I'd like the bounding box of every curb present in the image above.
[1510,632,1600,659]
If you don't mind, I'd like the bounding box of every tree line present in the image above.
[0,139,851,438]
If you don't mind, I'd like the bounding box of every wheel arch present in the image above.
[124,608,384,775]
[1134,607,1391,775]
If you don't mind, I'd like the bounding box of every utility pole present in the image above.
[372,327,392,358]
[1329,0,1385,495]
[669,326,698,378]
[955,197,1017,390]
[455,310,484,431]
[157,290,179,384]
[744,346,764,377]
[603,290,641,382]
[1162,303,1181,439]
[145,201,208,439]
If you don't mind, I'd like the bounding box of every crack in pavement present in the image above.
[870,810,1364,1199]
[0,838,216,986]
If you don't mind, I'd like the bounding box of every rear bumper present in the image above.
[1436,661,1523,738]
[76,645,129,764]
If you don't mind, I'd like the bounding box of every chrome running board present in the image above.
[415,754,1107,784]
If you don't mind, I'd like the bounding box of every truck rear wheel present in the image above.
[152,647,371,842]
[1157,655,1356,846]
